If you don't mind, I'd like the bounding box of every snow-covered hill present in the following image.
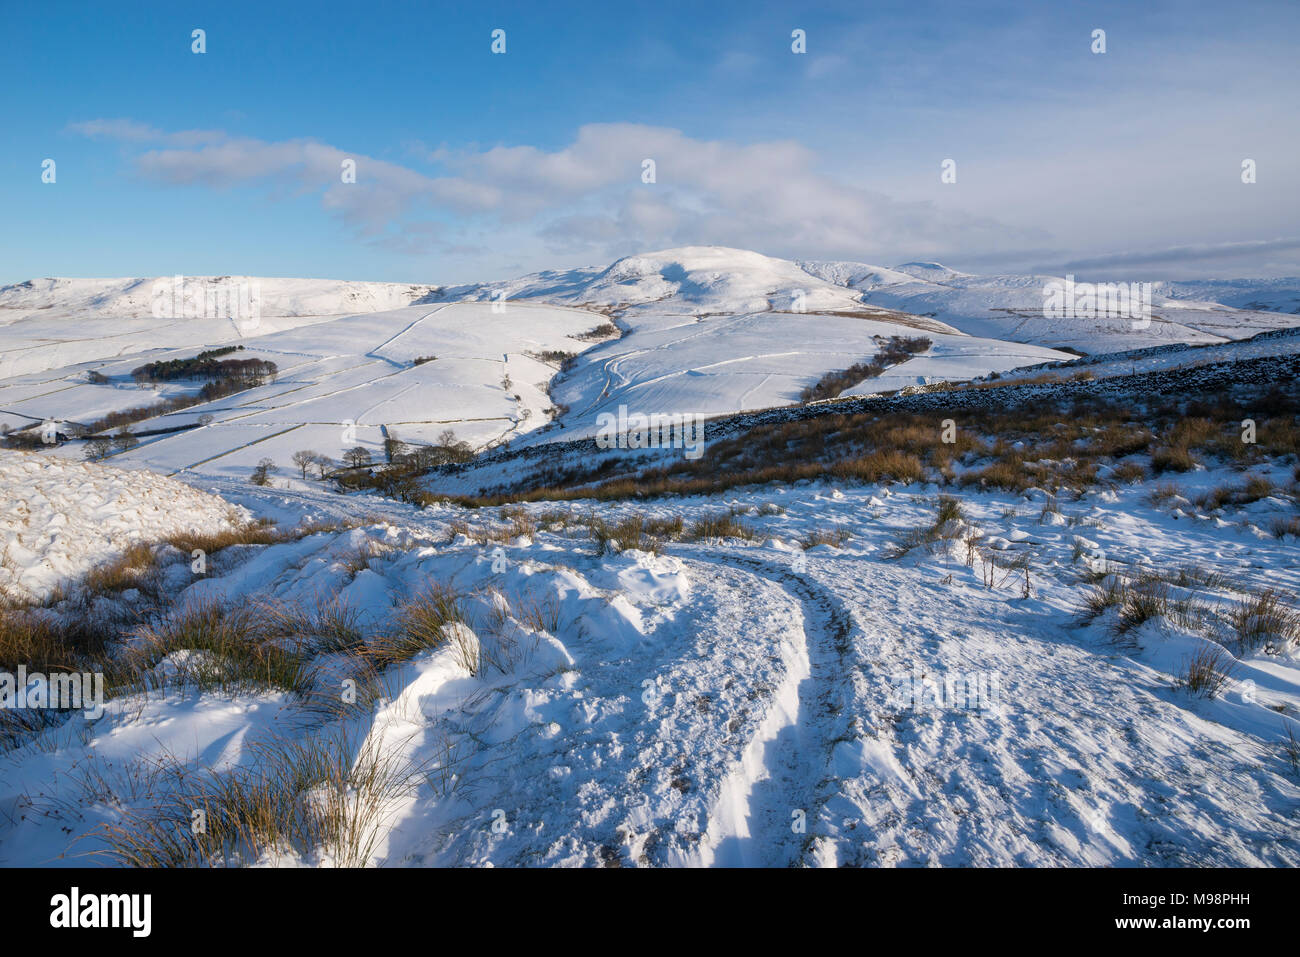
[3,246,1297,482]
[432,245,1300,354]
[1,250,1298,872]
[0,276,441,319]
[1159,278,1300,315]
[536,312,1063,445]
[1,301,613,479]
[796,262,1300,354]
[0,276,442,380]
[435,246,889,320]
[0,452,245,602]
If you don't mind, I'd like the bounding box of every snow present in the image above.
[0,452,246,602]
[440,245,873,318]
[1,459,1297,866]
[6,247,1296,484]
[531,311,1066,444]
[13,302,610,479]
[2,248,1299,868]
[0,276,442,380]
[842,269,1299,354]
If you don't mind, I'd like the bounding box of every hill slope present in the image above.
[4,247,1297,481]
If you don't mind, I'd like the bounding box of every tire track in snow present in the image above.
[674,548,855,867]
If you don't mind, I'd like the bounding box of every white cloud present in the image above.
[67,118,1059,265]
[67,119,225,147]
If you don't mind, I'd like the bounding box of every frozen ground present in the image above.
[0,276,443,380]
[5,247,1296,484]
[0,456,1297,866]
[0,454,245,603]
[1,250,1297,868]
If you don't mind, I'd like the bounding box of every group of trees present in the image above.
[281,430,473,503]
[800,336,933,403]
[82,427,139,461]
[290,450,337,480]
[51,391,222,449]
[290,431,474,482]
[131,346,260,384]
[132,356,277,389]
[387,430,474,469]
[130,348,277,402]
[283,447,376,482]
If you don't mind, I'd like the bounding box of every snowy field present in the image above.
[1,457,1297,866]
[5,246,1295,484]
[1,248,1298,869]
[0,454,245,603]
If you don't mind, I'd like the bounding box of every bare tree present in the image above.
[84,436,113,461]
[292,449,319,479]
[383,437,409,463]
[112,427,139,452]
[343,446,372,469]
[250,458,278,486]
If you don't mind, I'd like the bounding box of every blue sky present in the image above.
[2,0,1297,284]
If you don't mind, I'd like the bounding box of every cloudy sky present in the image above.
[3,0,1297,284]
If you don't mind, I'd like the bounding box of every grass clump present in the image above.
[1079,574,1128,623]
[1151,444,1197,474]
[1198,474,1276,510]
[1271,515,1300,539]
[259,596,365,654]
[1114,579,1171,634]
[82,542,161,598]
[1176,644,1238,699]
[1229,588,1300,653]
[800,526,852,549]
[368,585,469,670]
[164,519,281,555]
[96,729,426,867]
[0,606,94,677]
[1111,462,1148,484]
[127,603,316,696]
[683,512,756,542]
[887,495,967,559]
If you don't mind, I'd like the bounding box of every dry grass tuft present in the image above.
[94,729,427,867]
[368,585,469,671]
[1176,644,1238,698]
[1230,588,1300,653]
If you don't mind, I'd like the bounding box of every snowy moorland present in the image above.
[0,248,1297,867]
[3,247,1296,482]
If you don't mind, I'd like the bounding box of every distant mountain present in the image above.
[1157,278,1300,315]
[0,276,441,319]
[428,245,1300,354]
[431,246,873,318]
